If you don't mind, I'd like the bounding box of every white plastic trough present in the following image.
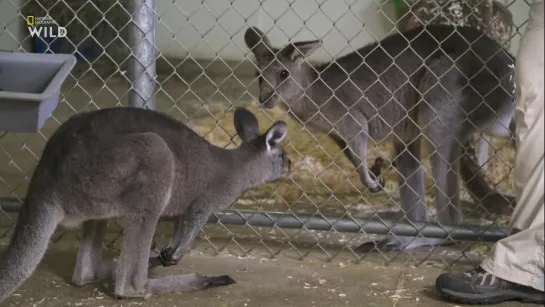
[0,52,77,132]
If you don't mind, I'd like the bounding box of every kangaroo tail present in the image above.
[460,140,516,215]
[0,200,62,302]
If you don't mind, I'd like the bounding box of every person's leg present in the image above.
[435,0,545,304]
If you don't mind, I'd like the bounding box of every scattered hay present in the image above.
[187,101,517,218]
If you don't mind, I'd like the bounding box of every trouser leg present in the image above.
[480,0,545,292]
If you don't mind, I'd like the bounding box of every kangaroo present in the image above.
[243,24,516,252]
[0,106,291,302]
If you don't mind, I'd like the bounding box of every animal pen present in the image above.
[0,0,528,267]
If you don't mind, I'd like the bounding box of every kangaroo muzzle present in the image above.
[259,91,277,108]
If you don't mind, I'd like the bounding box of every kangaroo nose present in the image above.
[259,92,271,104]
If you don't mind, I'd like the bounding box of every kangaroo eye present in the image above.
[279,70,289,79]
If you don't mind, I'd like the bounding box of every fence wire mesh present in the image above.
[0,0,529,266]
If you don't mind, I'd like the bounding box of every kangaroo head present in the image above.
[244,27,321,109]
[233,107,290,183]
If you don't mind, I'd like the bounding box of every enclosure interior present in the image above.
[0,0,527,270]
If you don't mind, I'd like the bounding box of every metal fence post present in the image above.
[128,0,157,110]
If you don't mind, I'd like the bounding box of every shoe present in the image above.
[436,267,545,305]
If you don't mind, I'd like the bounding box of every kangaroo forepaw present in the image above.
[365,158,387,193]
[355,236,454,253]
[148,246,181,269]
[158,247,180,267]
[367,178,384,193]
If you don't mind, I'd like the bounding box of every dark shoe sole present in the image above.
[437,284,545,305]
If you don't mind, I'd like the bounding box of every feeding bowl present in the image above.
[0,51,77,132]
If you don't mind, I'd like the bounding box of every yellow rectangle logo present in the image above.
[26,16,34,27]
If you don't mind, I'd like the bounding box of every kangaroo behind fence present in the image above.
[244,24,516,252]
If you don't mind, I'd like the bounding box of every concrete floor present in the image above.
[0,236,540,307]
[0,213,538,307]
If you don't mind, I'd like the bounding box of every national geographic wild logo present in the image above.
[26,15,67,38]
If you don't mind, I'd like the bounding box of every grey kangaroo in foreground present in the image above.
[243,24,516,252]
[0,107,290,302]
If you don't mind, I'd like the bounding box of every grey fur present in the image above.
[244,25,516,251]
[473,103,516,172]
[0,106,290,301]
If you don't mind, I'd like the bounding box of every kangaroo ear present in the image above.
[244,27,272,58]
[265,121,288,150]
[234,108,260,142]
[287,40,321,64]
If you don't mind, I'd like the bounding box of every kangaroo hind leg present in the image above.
[108,132,175,299]
[72,220,114,286]
[356,141,453,252]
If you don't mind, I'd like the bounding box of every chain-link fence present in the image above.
[0,0,529,267]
